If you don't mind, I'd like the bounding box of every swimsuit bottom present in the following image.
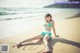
[41,30,52,40]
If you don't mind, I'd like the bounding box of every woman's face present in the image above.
[45,16,51,22]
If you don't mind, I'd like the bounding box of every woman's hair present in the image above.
[45,13,52,21]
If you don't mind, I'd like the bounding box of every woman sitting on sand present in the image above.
[16,13,59,53]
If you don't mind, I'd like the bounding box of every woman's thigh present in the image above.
[43,35,50,40]
[32,35,43,40]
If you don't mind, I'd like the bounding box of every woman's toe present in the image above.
[17,43,22,48]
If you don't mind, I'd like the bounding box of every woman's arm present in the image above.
[52,20,56,37]
[52,20,59,37]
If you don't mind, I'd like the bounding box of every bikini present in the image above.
[41,21,52,40]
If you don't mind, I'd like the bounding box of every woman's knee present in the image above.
[43,37,47,41]
[43,36,50,41]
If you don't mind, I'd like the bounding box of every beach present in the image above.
[0,16,80,53]
[0,0,80,52]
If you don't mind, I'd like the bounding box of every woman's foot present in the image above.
[12,45,16,48]
[12,42,22,48]
[17,43,22,48]
[42,48,51,53]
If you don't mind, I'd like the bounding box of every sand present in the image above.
[0,17,80,53]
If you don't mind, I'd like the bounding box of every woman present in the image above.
[16,13,59,52]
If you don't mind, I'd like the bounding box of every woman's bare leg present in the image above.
[16,35,43,48]
[20,35,42,44]
[43,35,51,52]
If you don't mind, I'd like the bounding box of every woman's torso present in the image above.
[44,21,52,31]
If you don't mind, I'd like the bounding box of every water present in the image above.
[0,7,80,20]
[0,7,80,38]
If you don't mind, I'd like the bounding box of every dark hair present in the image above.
[45,13,52,21]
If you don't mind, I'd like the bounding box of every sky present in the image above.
[0,0,55,8]
[0,0,68,8]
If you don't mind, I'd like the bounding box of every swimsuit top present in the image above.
[44,21,52,28]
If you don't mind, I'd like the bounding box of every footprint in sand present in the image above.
[11,43,17,48]
[28,45,38,50]
[23,46,26,50]
[11,43,39,51]
[62,49,64,51]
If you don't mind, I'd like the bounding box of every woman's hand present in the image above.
[55,35,59,37]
